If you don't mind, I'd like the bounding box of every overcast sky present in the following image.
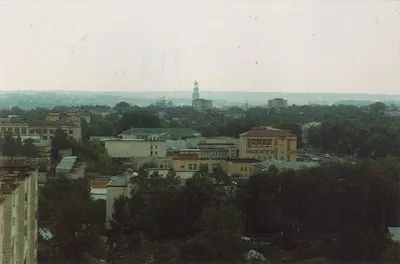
[1,0,399,94]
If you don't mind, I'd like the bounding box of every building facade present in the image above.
[104,139,167,159]
[191,81,213,111]
[186,136,239,158]
[46,112,81,124]
[268,98,288,111]
[0,162,38,264]
[0,117,82,141]
[239,126,297,162]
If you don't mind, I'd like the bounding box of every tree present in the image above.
[51,129,72,150]
[2,132,16,156]
[116,110,162,134]
[182,205,244,261]
[22,138,37,157]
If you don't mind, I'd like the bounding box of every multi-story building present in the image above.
[104,139,167,159]
[171,154,227,179]
[27,121,82,141]
[176,148,229,159]
[0,116,82,142]
[239,126,297,162]
[186,136,239,158]
[0,161,38,264]
[0,116,29,136]
[193,99,213,112]
[268,98,288,111]
[46,112,81,124]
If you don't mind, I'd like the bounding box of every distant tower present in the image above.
[192,81,200,101]
[245,100,249,110]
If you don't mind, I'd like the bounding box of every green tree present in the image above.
[51,129,72,150]
[2,132,16,156]
[21,138,37,157]
[182,205,244,261]
[116,110,162,134]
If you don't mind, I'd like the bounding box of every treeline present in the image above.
[308,119,400,158]
[103,160,400,263]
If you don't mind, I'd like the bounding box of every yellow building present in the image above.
[171,154,227,179]
[46,112,81,124]
[226,158,261,177]
[239,126,297,162]
[28,121,83,141]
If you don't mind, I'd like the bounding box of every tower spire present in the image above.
[192,81,200,101]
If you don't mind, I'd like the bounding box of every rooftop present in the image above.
[240,126,295,138]
[122,127,201,140]
[227,158,262,164]
[256,160,320,170]
[27,120,79,127]
[107,176,128,187]
[56,156,77,171]
[172,154,199,160]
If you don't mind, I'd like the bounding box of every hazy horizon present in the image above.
[1,0,400,94]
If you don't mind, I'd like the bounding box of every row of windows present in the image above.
[246,150,276,154]
[0,127,74,135]
[247,139,274,146]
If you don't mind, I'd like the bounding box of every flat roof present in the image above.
[55,156,77,171]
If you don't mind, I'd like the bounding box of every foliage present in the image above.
[38,175,106,260]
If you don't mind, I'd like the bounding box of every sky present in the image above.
[0,0,399,94]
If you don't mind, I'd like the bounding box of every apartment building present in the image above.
[0,161,38,264]
[104,139,167,159]
[239,126,297,162]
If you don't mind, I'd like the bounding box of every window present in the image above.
[189,164,193,170]
[193,164,198,170]
[49,129,54,134]
[262,139,267,145]
[150,145,153,149]
[1,127,5,132]
[155,145,158,149]
[14,127,20,134]
[21,127,26,134]
[7,127,12,131]
[43,129,47,133]
[43,136,48,140]
[244,166,247,171]
[160,164,164,168]
[150,151,153,156]
[180,164,185,169]
[240,167,243,171]
[69,130,73,134]
[155,151,158,155]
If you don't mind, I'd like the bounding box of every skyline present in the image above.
[1,0,400,94]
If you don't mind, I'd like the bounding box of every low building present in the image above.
[239,126,297,162]
[226,158,261,177]
[104,139,167,159]
[55,156,85,179]
[0,161,38,264]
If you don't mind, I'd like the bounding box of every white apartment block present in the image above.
[0,162,38,264]
[104,139,167,159]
